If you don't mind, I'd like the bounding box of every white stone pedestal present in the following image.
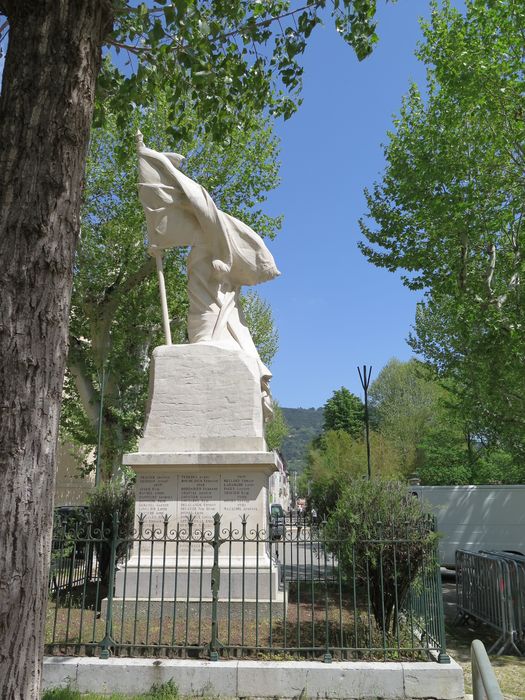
[117,454,283,611]
[118,343,284,612]
[137,343,267,453]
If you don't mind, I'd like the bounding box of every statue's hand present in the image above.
[148,244,164,258]
[212,259,231,279]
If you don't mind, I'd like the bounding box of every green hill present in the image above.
[280,407,323,474]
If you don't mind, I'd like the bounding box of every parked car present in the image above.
[269,503,285,540]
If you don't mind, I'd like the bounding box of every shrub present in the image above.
[147,679,179,698]
[86,479,135,587]
[324,478,437,634]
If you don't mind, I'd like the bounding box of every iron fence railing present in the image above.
[46,512,448,663]
[456,549,525,656]
[50,533,95,594]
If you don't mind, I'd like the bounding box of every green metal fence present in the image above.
[46,512,448,663]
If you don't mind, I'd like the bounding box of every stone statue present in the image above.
[136,131,280,418]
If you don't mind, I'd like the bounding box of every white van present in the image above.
[410,485,525,569]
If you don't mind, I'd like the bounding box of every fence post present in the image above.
[99,511,119,659]
[209,512,222,661]
[86,513,94,582]
[322,522,332,663]
[435,561,450,664]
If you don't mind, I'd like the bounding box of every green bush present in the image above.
[86,479,135,587]
[324,478,437,634]
[147,679,179,698]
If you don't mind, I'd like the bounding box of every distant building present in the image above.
[54,441,95,507]
[268,451,290,512]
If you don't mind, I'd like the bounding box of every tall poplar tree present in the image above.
[359,0,525,463]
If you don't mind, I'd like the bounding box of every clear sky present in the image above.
[260,1,439,409]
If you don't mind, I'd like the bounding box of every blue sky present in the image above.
[260,1,439,409]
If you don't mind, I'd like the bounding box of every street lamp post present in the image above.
[95,363,107,488]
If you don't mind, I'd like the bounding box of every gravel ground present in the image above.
[442,573,525,700]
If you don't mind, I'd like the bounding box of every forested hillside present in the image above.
[281,407,323,473]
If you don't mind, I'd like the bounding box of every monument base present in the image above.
[118,452,284,611]
[119,343,285,615]
[124,451,278,534]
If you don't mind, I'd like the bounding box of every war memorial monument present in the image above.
[115,132,283,608]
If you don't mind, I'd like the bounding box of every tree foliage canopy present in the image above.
[322,386,364,438]
[368,358,525,485]
[92,0,379,142]
[265,402,289,452]
[0,0,384,150]
[304,429,402,514]
[359,0,525,463]
[1,0,381,150]
[369,358,460,474]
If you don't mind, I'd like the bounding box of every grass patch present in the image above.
[45,582,432,662]
[42,679,179,699]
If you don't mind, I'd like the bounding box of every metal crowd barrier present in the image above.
[456,549,525,656]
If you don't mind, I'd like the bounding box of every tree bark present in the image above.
[0,2,113,697]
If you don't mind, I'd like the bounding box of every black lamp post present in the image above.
[358,365,373,480]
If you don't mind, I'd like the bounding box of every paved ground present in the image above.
[442,572,525,699]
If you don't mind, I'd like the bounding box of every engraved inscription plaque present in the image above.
[221,474,258,515]
[178,473,220,523]
[133,470,266,533]
[135,473,177,527]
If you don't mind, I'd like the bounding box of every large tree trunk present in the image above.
[0,2,113,697]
